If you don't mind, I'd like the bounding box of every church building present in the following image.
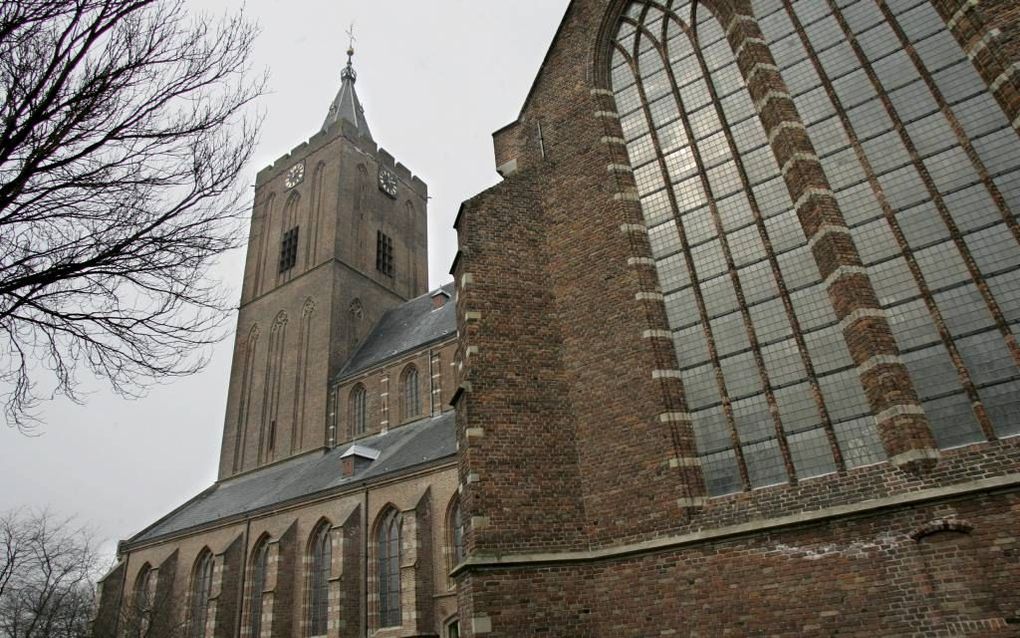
[97,0,1020,636]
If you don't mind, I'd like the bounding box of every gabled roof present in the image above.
[338,282,457,380]
[322,48,373,140]
[128,411,456,546]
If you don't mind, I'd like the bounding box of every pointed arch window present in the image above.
[308,523,332,636]
[350,384,367,436]
[609,0,888,497]
[248,539,271,638]
[377,508,402,628]
[133,565,154,638]
[400,365,420,422]
[446,619,460,638]
[450,498,465,567]
[279,192,301,274]
[189,550,215,638]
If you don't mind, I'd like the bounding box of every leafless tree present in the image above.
[0,0,265,431]
[107,577,184,638]
[0,510,99,638]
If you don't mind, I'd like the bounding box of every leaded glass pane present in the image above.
[980,380,1020,439]
[743,438,787,488]
[924,392,985,449]
[788,428,838,478]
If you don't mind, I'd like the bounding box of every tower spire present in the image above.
[321,25,372,139]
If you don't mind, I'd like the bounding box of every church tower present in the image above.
[218,48,429,479]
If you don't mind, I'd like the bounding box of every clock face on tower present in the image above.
[378,167,398,199]
[285,162,305,189]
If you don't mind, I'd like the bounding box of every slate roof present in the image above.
[338,282,457,380]
[128,411,456,545]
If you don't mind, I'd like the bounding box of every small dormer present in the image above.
[431,289,451,310]
[340,444,380,478]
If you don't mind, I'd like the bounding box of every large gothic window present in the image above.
[248,539,270,638]
[610,0,888,496]
[308,522,331,636]
[377,508,402,628]
[132,565,154,638]
[748,0,1020,448]
[189,550,214,638]
[611,0,1020,498]
[350,384,367,436]
[400,365,420,422]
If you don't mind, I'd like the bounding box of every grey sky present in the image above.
[0,0,569,557]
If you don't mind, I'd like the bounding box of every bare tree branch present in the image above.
[0,510,100,638]
[0,0,266,431]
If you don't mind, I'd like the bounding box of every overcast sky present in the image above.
[0,0,570,558]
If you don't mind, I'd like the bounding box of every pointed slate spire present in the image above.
[322,45,373,140]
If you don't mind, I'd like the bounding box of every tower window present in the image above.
[279,226,300,273]
[376,231,394,277]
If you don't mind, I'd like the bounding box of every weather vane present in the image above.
[341,21,358,81]
[346,22,357,57]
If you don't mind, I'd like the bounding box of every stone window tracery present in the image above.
[248,538,270,638]
[350,383,367,436]
[751,0,1020,447]
[189,550,214,638]
[400,365,420,422]
[449,497,465,567]
[611,0,885,495]
[611,0,1020,497]
[308,522,331,636]
[377,508,402,628]
[132,565,154,638]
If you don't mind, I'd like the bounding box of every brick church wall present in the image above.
[453,0,1020,635]
[460,490,1020,637]
[413,491,436,634]
[99,465,460,638]
[215,536,244,638]
[338,507,362,638]
[333,337,457,445]
[454,177,590,554]
[151,550,180,637]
